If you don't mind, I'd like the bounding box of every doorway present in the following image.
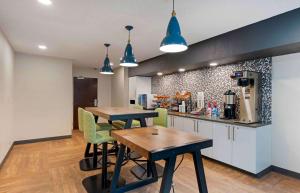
[73,77,98,130]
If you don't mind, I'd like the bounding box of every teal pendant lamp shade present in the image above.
[120,25,138,67]
[100,43,114,75]
[160,0,188,53]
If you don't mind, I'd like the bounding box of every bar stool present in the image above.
[78,108,113,171]
[82,111,120,192]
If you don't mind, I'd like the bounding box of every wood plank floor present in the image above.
[1,130,300,193]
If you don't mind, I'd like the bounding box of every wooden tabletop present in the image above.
[111,126,212,160]
[85,107,158,121]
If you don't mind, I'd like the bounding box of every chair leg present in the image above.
[84,143,91,158]
[93,144,98,167]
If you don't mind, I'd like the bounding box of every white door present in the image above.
[197,120,214,158]
[231,126,256,173]
[173,116,185,131]
[213,123,232,165]
[183,118,197,134]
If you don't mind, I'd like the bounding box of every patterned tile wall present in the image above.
[152,58,272,123]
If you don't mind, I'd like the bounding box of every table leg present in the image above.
[159,156,176,193]
[110,144,126,193]
[192,151,208,193]
[95,115,99,123]
[124,119,133,129]
[139,118,147,127]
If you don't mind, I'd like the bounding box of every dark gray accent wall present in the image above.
[129,8,300,77]
[152,58,272,123]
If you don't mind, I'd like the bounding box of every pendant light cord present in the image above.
[128,30,131,43]
[172,0,176,16]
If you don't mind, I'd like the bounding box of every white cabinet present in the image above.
[197,120,214,158]
[167,115,172,128]
[183,118,198,133]
[173,116,185,131]
[167,114,271,174]
[168,115,185,131]
[213,123,232,164]
[231,126,256,173]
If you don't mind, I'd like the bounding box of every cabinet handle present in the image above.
[193,120,195,132]
[232,126,235,141]
[172,117,174,127]
[227,126,230,140]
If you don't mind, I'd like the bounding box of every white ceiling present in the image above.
[0,0,300,68]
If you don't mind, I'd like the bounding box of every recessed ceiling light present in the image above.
[210,62,218,66]
[157,72,163,76]
[38,45,48,50]
[38,0,52,5]
[178,68,185,72]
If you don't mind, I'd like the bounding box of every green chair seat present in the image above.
[96,123,113,131]
[83,111,115,144]
[112,120,141,128]
[95,130,115,144]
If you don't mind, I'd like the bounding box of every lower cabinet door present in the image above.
[197,120,213,158]
[173,116,185,131]
[167,115,173,128]
[183,118,197,134]
[231,126,256,173]
[213,123,232,165]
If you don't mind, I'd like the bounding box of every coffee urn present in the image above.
[223,90,236,119]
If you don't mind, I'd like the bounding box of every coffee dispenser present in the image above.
[231,71,261,123]
[223,90,236,119]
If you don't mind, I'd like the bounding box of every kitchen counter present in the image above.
[168,111,270,128]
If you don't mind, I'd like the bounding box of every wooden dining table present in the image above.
[85,107,158,128]
[83,107,159,193]
[110,126,213,193]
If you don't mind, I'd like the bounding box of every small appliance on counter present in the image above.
[223,90,236,119]
[138,94,156,110]
[231,71,261,123]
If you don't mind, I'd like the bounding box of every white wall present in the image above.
[0,29,14,164]
[73,66,111,107]
[272,53,300,173]
[14,53,73,141]
[111,67,129,107]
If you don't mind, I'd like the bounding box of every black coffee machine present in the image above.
[223,90,236,119]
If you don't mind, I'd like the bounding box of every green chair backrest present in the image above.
[153,108,168,127]
[78,107,84,132]
[83,111,97,144]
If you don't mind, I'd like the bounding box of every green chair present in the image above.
[78,108,114,171]
[78,108,112,158]
[153,108,168,127]
[112,104,143,128]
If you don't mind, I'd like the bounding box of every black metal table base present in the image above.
[79,158,102,171]
[130,163,164,180]
[82,172,126,193]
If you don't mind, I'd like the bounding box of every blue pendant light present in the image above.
[160,0,188,53]
[120,25,138,67]
[100,43,114,75]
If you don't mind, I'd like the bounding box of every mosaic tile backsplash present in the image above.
[152,58,272,123]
